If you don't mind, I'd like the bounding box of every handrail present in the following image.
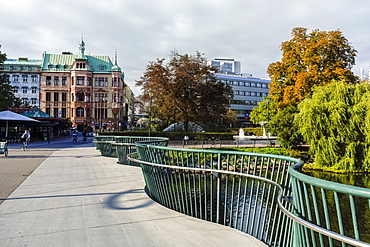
[95,136,370,246]
[128,151,370,247]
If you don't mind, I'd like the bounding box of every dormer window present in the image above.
[99,65,106,70]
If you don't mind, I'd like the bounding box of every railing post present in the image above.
[216,153,221,224]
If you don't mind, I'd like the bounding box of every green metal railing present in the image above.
[95,136,370,247]
[93,135,168,164]
[113,137,168,166]
[288,164,370,247]
[129,142,299,246]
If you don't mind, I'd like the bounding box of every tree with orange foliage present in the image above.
[268,27,358,111]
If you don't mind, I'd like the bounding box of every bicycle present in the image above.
[21,138,29,151]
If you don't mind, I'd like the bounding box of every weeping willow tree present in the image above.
[295,81,370,172]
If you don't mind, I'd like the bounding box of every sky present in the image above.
[1,0,370,96]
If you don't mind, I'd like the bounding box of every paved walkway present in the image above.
[0,143,266,247]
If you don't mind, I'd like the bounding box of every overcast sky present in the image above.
[1,0,370,95]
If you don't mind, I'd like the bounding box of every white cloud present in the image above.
[1,0,370,95]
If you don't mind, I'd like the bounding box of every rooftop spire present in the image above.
[114,49,118,66]
[78,36,86,59]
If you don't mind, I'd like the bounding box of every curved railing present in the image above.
[129,142,300,246]
[94,136,370,247]
[288,164,370,247]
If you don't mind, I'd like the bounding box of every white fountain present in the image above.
[233,128,247,145]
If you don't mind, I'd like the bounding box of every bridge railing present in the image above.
[129,142,300,246]
[288,164,370,247]
[95,136,370,247]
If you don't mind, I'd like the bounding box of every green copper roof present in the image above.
[41,53,118,73]
[41,40,123,74]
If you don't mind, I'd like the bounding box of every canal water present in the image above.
[304,170,370,189]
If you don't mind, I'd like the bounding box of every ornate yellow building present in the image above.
[40,39,131,130]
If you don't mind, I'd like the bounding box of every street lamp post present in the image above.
[148,93,152,137]
[97,89,105,133]
[266,97,270,145]
[47,103,51,143]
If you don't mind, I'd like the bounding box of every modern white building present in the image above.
[2,58,42,107]
[210,58,241,74]
[211,58,270,127]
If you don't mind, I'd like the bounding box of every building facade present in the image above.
[39,39,131,130]
[210,58,241,74]
[210,58,270,127]
[215,73,270,126]
[2,58,42,107]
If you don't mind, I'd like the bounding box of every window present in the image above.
[95,77,107,87]
[54,93,59,102]
[13,75,19,82]
[31,87,37,94]
[62,77,67,85]
[77,91,84,101]
[76,107,84,117]
[99,65,106,70]
[113,77,119,87]
[46,76,51,85]
[251,83,256,87]
[87,77,91,86]
[256,83,262,88]
[76,76,84,85]
[62,93,67,102]
[22,98,28,104]
[54,76,59,85]
[245,82,251,87]
[46,92,51,101]
[22,75,28,82]
[22,87,28,93]
[54,108,59,118]
[232,81,239,86]
[262,84,268,88]
[95,93,107,102]
[31,98,37,105]
[31,75,38,83]
[233,91,239,95]
[13,86,19,93]
[62,108,67,118]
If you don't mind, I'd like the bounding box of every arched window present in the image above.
[76,107,84,117]
[77,91,84,101]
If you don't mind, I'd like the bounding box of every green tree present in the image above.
[264,27,358,149]
[250,96,276,125]
[295,81,370,172]
[250,97,302,149]
[0,50,16,110]
[136,51,233,132]
[268,27,358,111]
